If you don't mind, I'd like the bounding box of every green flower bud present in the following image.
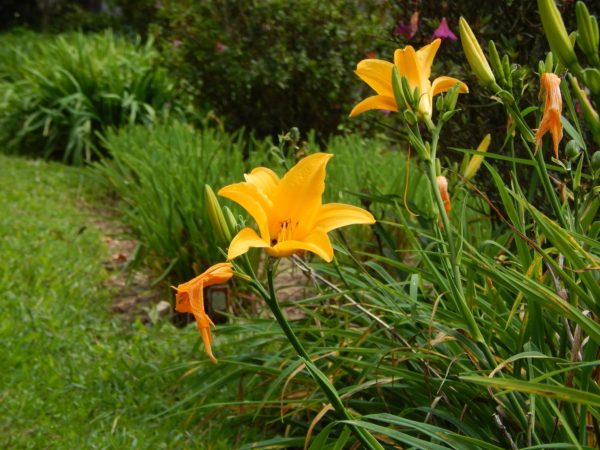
[443,83,461,112]
[436,94,445,113]
[576,1,600,65]
[544,52,554,73]
[204,184,232,245]
[565,140,581,160]
[502,55,512,89]
[391,66,408,111]
[488,41,507,87]
[592,150,600,170]
[402,74,417,109]
[583,68,600,95]
[289,127,300,142]
[459,17,496,88]
[538,0,578,70]
[404,110,418,125]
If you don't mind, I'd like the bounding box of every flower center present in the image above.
[270,219,299,246]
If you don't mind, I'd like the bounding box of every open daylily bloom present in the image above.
[173,262,234,363]
[350,38,468,118]
[535,72,563,158]
[218,153,375,262]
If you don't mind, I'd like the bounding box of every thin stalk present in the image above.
[424,117,484,344]
[259,260,384,450]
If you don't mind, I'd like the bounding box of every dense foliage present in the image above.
[152,0,394,138]
[0,31,181,164]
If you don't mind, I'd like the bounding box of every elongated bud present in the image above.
[223,206,238,236]
[436,175,452,213]
[487,40,506,86]
[391,66,408,111]
[576,1,600,66]
[402,75,418,110]
[464,134,492,180]
[443,83,461,112]
[501,55,512,89]
[583,68,600,95]
[459,17,496,89]
[544,52,554,73]
[538,0,578,70]
[569,74,600,145]
[204,184,232,245]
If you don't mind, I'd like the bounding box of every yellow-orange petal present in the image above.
[354,58,395,96]
[227,227,270,260]
[349,95,398,117]
[199,327,217,364]
[430,76,469,97]
[415,38,441,81]
[244,167,280,198]
[394,45,422,90]
[314,203,375,233]
[268,228,334,262]
[218,182,271,241]
[273,153,332,233]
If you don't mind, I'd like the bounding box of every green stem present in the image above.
[260,260,384,450]
[424,117,485,344]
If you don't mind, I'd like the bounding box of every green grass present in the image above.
[0,154,246,449]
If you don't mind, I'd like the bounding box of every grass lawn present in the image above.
[0,154,236,449]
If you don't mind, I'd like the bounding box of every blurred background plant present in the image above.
[0,30,185,164]
[150,0,394,139]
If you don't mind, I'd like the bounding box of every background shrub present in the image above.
[0,30,182,164]
[152,0,394,139]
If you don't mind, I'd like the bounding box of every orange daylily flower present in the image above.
[535,72,563,158]
[437,175,451,213]
[350,38,468,118]
[218,153,375,262]
[173,262,233,363]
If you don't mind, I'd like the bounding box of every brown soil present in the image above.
[85,201,170,323]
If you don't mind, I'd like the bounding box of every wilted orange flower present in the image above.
[173,262,233,363]
[436,175,451,213]
[535,72,563,158]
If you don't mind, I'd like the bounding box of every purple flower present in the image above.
[431,17,457,41]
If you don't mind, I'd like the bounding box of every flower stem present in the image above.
[424,118,485,344]
[260,260,384,450]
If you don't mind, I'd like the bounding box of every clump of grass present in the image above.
[93,121,271,283]
[0,30,181,165]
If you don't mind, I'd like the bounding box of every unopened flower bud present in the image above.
[576,1,600,66]
[436,175,452,213]
[459,17,496,89]
[592,151,600,171]
[205,184,232,245]
[538,0,578,70]
[565,140,581,160]
[464,134,491,180]
[391,66,408,111]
